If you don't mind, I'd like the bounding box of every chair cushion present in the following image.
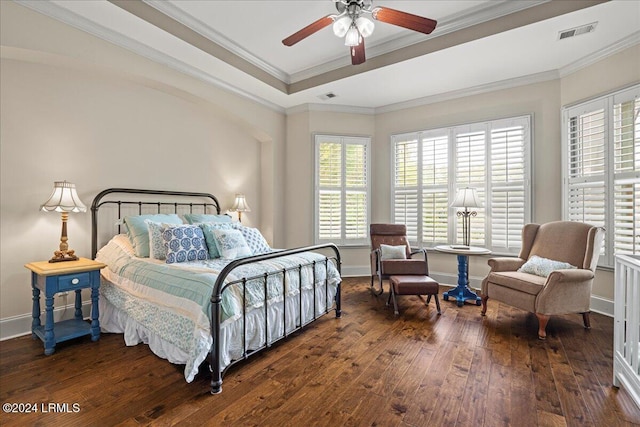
[391,275,439,295]
[486,271,546,295]
[381,259,427,276]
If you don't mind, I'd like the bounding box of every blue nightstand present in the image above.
[25,258,106,355]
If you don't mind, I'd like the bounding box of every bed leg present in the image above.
[210,379,222,395]
[335,280,342,318]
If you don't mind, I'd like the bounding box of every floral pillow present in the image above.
[199,222,238,258]
[146,220,178,260]
[162,225,209,264]
[236,225,271,255]
[212,228,252,259]
[518,255,577,277]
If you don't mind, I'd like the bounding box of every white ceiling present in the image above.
[14,0,640,112]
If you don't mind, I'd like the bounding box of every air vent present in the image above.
[318,92,338,100]
[558,22,597,40]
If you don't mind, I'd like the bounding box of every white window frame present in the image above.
[562,84,640,268]
[314,134,371,246]
[391,115,532,254]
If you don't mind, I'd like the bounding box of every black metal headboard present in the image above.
[91,188,222,259]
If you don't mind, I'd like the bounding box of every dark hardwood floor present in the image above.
[1,277,639,426]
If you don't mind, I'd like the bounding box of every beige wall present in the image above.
[1,1,637,336]
[0,3,285,332]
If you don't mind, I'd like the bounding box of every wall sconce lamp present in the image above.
[450,187,483,247]
[40,181,87,262]
[231,194,251,223]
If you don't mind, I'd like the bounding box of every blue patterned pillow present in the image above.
[145,220,174,260]
[199,222,238,258]
[212,228,252,259]
[162,225,209,264]
[236,225,271,255]
[518,255,576,277]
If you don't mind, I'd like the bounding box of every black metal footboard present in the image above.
[209,244,342,395]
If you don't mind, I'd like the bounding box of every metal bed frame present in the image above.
[91,188,342,394]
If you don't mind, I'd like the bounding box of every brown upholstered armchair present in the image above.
[370,224,429,295]
[481,221,604,340]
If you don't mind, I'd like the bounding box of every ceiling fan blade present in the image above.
[372,7,437,35]
[351,38,366,65]
[282,15,334,46]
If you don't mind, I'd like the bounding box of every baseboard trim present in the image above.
[1,273,614,340]
[0,301,92,341]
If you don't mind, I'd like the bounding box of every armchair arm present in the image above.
[487,257,526,272]
[535,269,595,315]
[410,248,429,275]
[370,249,381,275]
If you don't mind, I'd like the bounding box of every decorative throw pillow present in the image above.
[183,213,232,225]
[518,255,577,277]
[199,222,238,258]
[212,228,252,259]
[147,220,183,260]
[236,225,271,255]
[124,214,183,257]
[162,225,209,264]
[380,244,407,260]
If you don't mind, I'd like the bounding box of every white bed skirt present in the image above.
[99,282,338,382]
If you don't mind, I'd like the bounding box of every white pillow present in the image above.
[518,255,577,277]
[212,228,252,259]
[380,244,407,260]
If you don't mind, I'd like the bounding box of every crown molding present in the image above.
[374,70,560,114]
[144,0,290,84]
[12,0,285,114]
[559,31,640,78]
[286,103,375,116]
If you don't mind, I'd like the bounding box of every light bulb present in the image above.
[355,17,374,38]
[344,25,360,46]
[332,16,351,37]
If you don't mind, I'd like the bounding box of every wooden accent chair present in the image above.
[369,224,429,295]
[480,221,604,340]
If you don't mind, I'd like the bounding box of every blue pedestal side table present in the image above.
[434,245,491,307]
[25,258,106,355]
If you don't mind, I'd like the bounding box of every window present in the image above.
[315,135,370,245]
[562,85,640,267]
[392,116,531,254]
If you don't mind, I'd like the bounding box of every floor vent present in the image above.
[559,22,597,40]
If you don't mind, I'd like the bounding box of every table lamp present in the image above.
[231,194,251,223]
[450,187,483,247]
[40,181,87,262]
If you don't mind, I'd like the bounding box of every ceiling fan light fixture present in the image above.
[344,24,360,46]
[332,15,351,37]
[355,16,374,37]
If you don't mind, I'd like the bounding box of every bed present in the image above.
[91,188,342,394]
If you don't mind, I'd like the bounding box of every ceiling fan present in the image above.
[282,0,437,65]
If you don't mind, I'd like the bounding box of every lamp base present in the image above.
[49,250,78,263]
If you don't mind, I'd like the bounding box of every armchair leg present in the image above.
[582,312,591,329]
[481,295,489,316]
[371,275,384,296]
[535,313,550,340]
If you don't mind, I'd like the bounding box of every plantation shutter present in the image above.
[421,132,449,244]
[393,135,419,242]
[489,117,530,252]
[315,135,370,245]
[562,84,640,267]
[612,95,640,256]
[454,126,486,246]
[317,137,342,241]
[391,115,531,253]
